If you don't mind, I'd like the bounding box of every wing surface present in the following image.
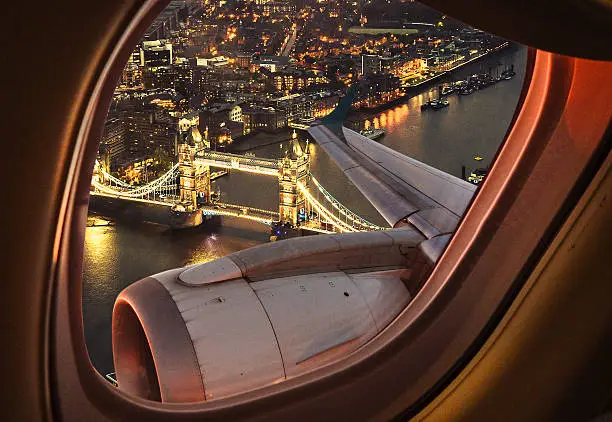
[308,100,476,237]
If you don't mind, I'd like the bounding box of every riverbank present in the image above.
[228,44,518,151]
[349,41,515,120]
[89,194,174,226]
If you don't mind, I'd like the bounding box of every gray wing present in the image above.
[307,123,477,237]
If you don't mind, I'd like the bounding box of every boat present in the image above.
[458,86,475,95]
[270,221,297,241]
[501,64,516,80]
[421,99,438,110]
[468,168,487,185]
[360,127,386,140]
[430,99,449,110]
[422,98,450,111]
[210,188,221,202]
[477,73,496,88]
[441,85,456,96]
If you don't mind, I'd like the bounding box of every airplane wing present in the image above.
[307,86,477,238]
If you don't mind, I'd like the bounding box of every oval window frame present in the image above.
[45,1,612,421]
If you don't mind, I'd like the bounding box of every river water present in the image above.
[83,44,528,374]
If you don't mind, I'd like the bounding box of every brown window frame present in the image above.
[42,1,612,421]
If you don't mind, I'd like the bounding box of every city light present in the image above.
[97,0,512,234]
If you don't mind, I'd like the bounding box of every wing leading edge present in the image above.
[308,116,476,238]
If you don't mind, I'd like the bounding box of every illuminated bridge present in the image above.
[91,143,384,234]
[287,122,311,131]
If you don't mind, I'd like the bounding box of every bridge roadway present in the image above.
[288,122,311,131]
[195,151,281,177]
[201,203,280,225]
[201,203,337,234]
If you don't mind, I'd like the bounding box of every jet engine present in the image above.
[112,228,440,403]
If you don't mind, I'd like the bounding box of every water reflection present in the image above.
[186,233,227,266]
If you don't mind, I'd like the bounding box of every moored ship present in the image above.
[360,127,386,140]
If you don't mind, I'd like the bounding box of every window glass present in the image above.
[84,0,527,398]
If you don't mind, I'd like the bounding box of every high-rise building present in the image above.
[142,66,174,89]
[128,47,141,65]
[121,106,179,161]
[143,0,193,40]
[361,54,382,75]
[100,118,127,163]
[140,40,173,67]
[120,63,142,88]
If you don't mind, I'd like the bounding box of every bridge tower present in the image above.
[278,133,310,226]
[178,143,211,210]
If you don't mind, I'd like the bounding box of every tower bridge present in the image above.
[90,140,385,234]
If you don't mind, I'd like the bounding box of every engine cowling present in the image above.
[112,229,436,403]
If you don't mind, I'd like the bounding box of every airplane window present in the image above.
[83,0,527,402]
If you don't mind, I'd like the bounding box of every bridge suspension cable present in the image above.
[297,177,384,232]
[98,167,133,188]
[92,163,180,200]
[302,173,384,231]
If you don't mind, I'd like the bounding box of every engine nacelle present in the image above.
[112,229,437,403]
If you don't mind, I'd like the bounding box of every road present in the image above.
[280,25,298,57]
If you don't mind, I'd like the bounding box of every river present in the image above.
[83,44,528,375]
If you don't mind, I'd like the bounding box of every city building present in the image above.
[229,104,243,123]
[196,56,230,68]
[119,63,142,88]
[121,106,179,163]
[178,111,200,133]
[354,73,403,109]
[242,106,287,134]
[236,54,252,69]
[380,55,401,74]
[254,55,289,73]
[273,91,340,122]
[100,118,127,163]
[272,69,327,92]
[142,66,175,89]
[361,54,382,75]
[140,40,173,67]
[253,0,297,16]
[199,103,244,146]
